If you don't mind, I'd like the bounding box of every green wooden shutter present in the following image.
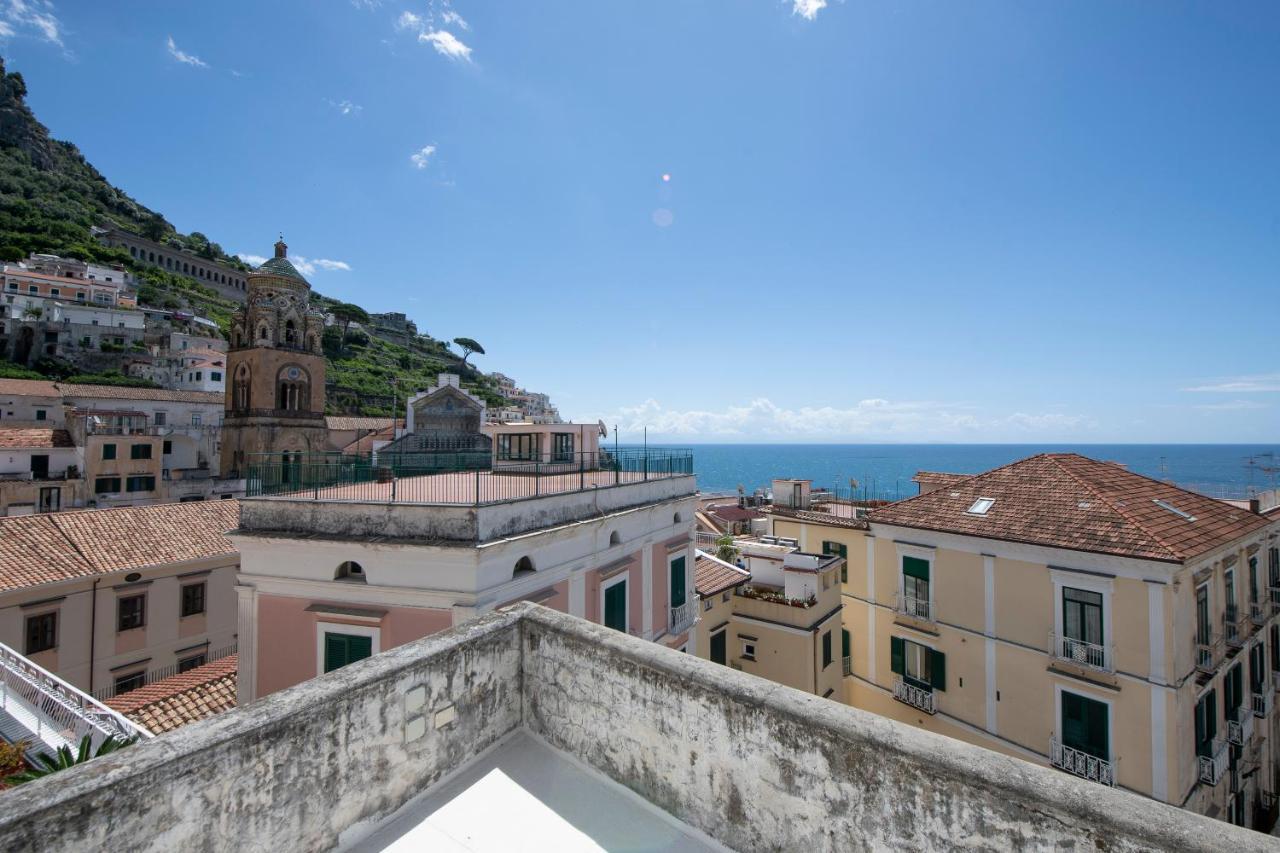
[605,581,627,632]
[324,634,345,673]
[670,556,686,609]
[841,629,851,658]
[710,631,727,665]
[349,634,372,663]
[822,632,832,667]
[890,636,905,676]
[930,649,946,692]
[903,556,930,581]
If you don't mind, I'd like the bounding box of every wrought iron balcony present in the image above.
[1224,606,1247,648]
[1228,707,1255,747]
[1049,738,1114,787]
[668,600,698,636]
[1195,635,1222,674]
[1198,738,1229,786]
[892,677,936,714]
[894,592,932,622]
[1250,602,1267,626]
[1048,633,1113,674]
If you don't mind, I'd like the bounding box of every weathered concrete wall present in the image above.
[0,610,524,853]
[519,606,1275,853]
[476,476,696,540]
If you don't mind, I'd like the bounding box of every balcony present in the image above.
[668,600,697,635]
[842,655,852,676]
[1228,707,1255,747]
[1250,601,1267,627]
[1049,738,1115,787]
[1271,586,1280,616]
[1254,684,1275,719]
[1224,606,1247,648]
[893,677,936,714]
[1195,635,1222,674]
[1199,738,1229,785]
[894,592,932,623]
[1048,633,1113,674]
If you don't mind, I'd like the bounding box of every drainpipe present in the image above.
[88,577,99,695]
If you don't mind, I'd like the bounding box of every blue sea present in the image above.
[648,444,1280,501]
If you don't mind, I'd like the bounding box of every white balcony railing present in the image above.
[893,677,936,714]
[668,600,698,635]
[1254,686,1274,719]
[1195,636,1222,674]
[1228,708,1255,747]
[842,655,852,677]
[1199,739,1229,786]
[1049,738,1115,787]
[1251,602,1267,626]
[1048,633,1113,673]
[894,593,932,622]
[1224,608,1246,648]
[0,641,149,755]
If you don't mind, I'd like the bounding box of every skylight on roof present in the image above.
[1153,499,1196,522]
[966,497,995,516]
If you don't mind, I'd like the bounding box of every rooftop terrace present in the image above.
[0,604,1267,851]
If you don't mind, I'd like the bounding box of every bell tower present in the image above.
[220,237,328,478]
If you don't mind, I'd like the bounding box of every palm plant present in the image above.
[5,734,137,785]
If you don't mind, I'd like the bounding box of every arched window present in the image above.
[673,512,683,524]
[284,319,298,346]
[609,531,621,547]
[513,556,536,578]
[336,561,366,583]
[232,364,251,411]
[148,251,155,263]
[129,247,137,258]
[257,324,270,343]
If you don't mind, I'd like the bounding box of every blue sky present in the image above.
[3,1,1278,443]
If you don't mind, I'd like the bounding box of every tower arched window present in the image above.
[284,319,298,347]
[232,364,251,411]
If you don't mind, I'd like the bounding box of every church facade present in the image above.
[219,239,328,478]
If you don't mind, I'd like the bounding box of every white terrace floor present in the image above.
[273,468,681,505]
[347,731,726,853]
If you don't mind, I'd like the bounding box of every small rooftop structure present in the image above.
[0,604,1258,851]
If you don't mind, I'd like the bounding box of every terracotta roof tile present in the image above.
[0,378,61,397]
[870,453,1270,563]
[0,378,222,405]
[0,428,73,449]
[0,501,239,593]
[912,471,972,487]
[105,655,237,734]
[695,552,750,597]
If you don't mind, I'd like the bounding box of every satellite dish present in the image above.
[597,420,608,438]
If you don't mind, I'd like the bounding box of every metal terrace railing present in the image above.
[245,449,694,506]
[91,643,237,702]
[1050,738,1114,787]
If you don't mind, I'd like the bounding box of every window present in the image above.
[842,628,851,664]
[130,443,152,459]
[178,654,207,673]
[702,597,712,612]
[27,285,37,294]
[742,641,757,661]
[102,443,117,461]
[823,541,848,583]
[163,440,172,455]
[117,594,146,631]
[901,556,930,618]
[1194,689,1217,757]
[1153,499,1196,522]
[1061,691,1109,761]
[710,630,727,665]
[822,631,833,668]
[1225,661,1244,716]
[1196,584,1211,645]
[336,561,366,582]
[34,409,46,421]
[25,612,57,654]
[552,433,574,462]
[1249,557,1259,604]
[323,632,373,673]
[126,475,156,492]
[670,555,687,609]
[191,413,202,426]
[890,636,945,692]
[180,582,206,617]
[497,433,538,461]
[95,476,121,493]
[154,412,166,426]
[1063,587,1103,647]
[211,371,222,382]
[1251,642,1266,694]
[966,497,995,515]
[114,671,146,694]
[603,577,628,633]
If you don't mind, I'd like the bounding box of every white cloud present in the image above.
[792,0,827,21]
[1183,373,1280,393]
[235,253,268,267]
[418,28,471,61]
[441,9,469,30]
[410,144,437,169]
[2,0,63,46]
[309,258,353,272]
[236,252,351,276]
[596,397,1094,441]
[166,35,207,68]
[1193,400,1268,412]
[328,98,362,116]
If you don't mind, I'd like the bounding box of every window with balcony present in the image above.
[117,594,146,632]
[25,611,57,654]
[1059,587,1105,668]
[1195,688,1217,758]
[154,412,166,426]
[94,476,121,493]
[670,555,686,610]
[1060,690,1109,764]
[1225,662,1243,719]
[900,556,931,620]
[603,576,628,633]
[126,475,156,493]
[842,629,851,675]
[114,670,146,694]
[891,636,944,693]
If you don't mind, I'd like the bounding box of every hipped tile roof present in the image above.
[870,453,1270,563]
[106,655,238,734]
[695,552,751,597]
[0,428,74,449]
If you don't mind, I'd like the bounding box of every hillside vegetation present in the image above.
[0,57,500,414]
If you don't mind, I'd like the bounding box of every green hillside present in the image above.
[0,57,500,414]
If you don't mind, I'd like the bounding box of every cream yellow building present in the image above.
[766,454,1279,832]
[693,542,845,699]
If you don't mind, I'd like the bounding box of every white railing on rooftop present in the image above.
[0,641,149,752]
[669,600,698,636]
[842,655,852,677]
[892,677,936,714]
[1199,739,1229,786]
[1048,633,1113,673]
[1049,738,1114,787]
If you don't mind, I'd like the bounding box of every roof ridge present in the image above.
[43,512,97,575]
[1045,455,1181,560]
[869,453,1051,519]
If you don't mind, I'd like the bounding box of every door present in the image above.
[30,454,49,479]
[37,487,59,513]
[670,556,687,609]
[604,580,627,632]
[323,633,373,673]
[710,630,727,665]
[1061,691,1109,761]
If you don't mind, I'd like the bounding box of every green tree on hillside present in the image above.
[331,303,369,344]
[452,337,485,367]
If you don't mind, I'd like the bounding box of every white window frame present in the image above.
[599,572,629,634]
[1050,568,1114,658]
[668,551,691,609]
[895,543,935,617]
[315,621,381,676]
[741,640,757,660]
[1053,683,1114,764]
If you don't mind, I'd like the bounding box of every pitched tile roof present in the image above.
[912,471,972,488]
[695,551,751,597]
[708,506,765,522]
[0,378,61,398]
[325,416,401,431]
[105,655,238,735]
[870,453,1270,563]
[0,377,222,405]
[0,428,73,449]
[0,500,239,593]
